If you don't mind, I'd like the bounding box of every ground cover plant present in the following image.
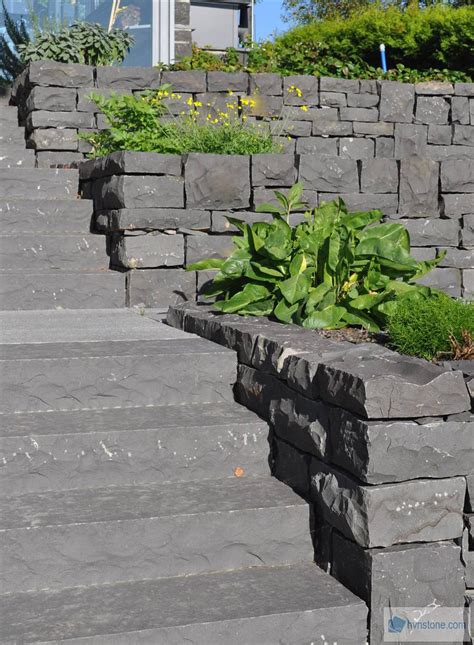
[165,5,473,82]
[188,184,444,332]
[81,86,296,156]
[388,293,474,361]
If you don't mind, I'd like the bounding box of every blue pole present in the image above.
[380,43,387,73]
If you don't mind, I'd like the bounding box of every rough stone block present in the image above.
[455,83,474,97]
[464,269,474,298]
[339,137,374,159]
[272,437,311,498]
[93,175,184,210]
[441,159,474,192]
[97,208,210,232]
[415,96,450,124]
[80,151,182,179]
[27,61,93,87]
[399,157,439,217]
[331,534,465,645]
[280,120,312,137]
[95,66,161,89]
[311,460,465,548]
[463,213,474,247]
[379,81,415,123]
[299,155,358,192]
[415,81,454,95]
[375,137,394,158]
[296,137,337,155]
[353,122,394,136]
[452,96,470,124]
[394,123,427,158]
[400,218,459,246]
[127,268,195,308]
[453,125,474,146]
[319,193,399,216]
[247,95,283,118]
[27,110,94,130]
[438,247,474,268]
[312,120,352,136]
[185,234,235,267]
[36,151,83,168]
[76,87,119,112]
[26,86,76,112]
[330,409,474,483]
[249,73,282,96]
[426,144,474,160]
[320,77,359,93]
[427,124,452,145]
[206,71,248,93]
[28,128,78,151]
[359,80,378,94]
[442,194,474,217]
[320,92,346,108]
[361,159,398,193]
[159,71,206,92]
[251,154,297,186]
[417,267,462,297]
[110,232,183,269]
[340,107,378,122]
[185,154,250,209]
[346,93,379,108]
[283,75,319,106]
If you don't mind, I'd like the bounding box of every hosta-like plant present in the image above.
[188,184,445,331]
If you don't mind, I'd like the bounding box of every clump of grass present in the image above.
[387,293,474,361]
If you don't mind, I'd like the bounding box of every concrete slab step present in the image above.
[0,168,79,200]
[0,145,35,168]
[0,271,125,310]
[0,476,314,593]
[0,337,236,412]
[0,198,93,233]
[0,234,108,272]
[0,563,368,644]
[0,402,270,495]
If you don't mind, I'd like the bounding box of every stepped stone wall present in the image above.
[168,302,474,644]
[80,150,473,307]
[10,61,474,304]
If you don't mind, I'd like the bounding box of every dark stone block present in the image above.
[379,81,414,123]
[361,158,398,193]
[27,61,93,87]
[80,151,182,180]
[299,155,358,192]
[441,159,474,192]
[251,153,297,186]
[399,156,439,217]
[93,175,184,209]
[26,86,76,112]
[185,153,250,209]
[249,73,282,96]
[161,71,207,93]
[96,67,161,89]
[207,72,248,93]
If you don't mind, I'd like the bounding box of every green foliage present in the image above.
[388,293,474,360]
[165,5,473,81]
[81,88,278,156]
[18,22,134,66]
[0,1,30,81]
[188,185,444,331]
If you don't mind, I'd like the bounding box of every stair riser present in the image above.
[36,606,367,645]
[0,272,125,310]
[0,353,236,412]
[0,423,270,495]
[0,235,108,272]
[0,201,93,234]
[0,505,313,593]
[0,169,79,200]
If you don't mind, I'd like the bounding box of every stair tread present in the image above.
[0,197,94,232]
[0,475,303,530]
[0,563,367,643]
[0,400,261,437]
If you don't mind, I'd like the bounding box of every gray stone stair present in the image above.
[0,120,25,145]
[0,563,368,644]
[0,476,314,593]
[0,198,93,233]
[0,145,35,168]
[0,168,79,199]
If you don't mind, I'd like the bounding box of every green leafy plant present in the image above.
[388,293,474,361]
[188,184,445,331]
[81,87,279,156]
[18,21,134,66]
[0,1,30,81]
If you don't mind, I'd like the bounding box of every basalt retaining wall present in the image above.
[79,150,473,308]
[167,301,474,644]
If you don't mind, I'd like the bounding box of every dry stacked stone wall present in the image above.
[168,302,474,645]
[10,61,474,304]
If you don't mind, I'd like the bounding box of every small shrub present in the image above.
[388,294,474,361]
[188,184,444,331]
[81,87,284,156]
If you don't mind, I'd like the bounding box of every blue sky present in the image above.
[254,0,288,41]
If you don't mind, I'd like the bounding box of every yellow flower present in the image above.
[300,105,309,112]
[226,103,236,110]
[295,87,303,97]
[241,98,250,106]
[219,112,229,119]
[186,97,194,106]
[249,99,256,108]
[228,90,234,96]
[287,85,295,94]
[194,100,202,107]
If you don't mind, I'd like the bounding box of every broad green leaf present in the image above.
[302,305,346,329]
[305,283,333,311]
[215,283,271,313]
[356,222,410,257]
[255,202,283,215]
[274,298,299,323]
[279,272,311,305]
[239,299,275,316]
[287,182,304,205]
[289,252,307,277]
[349,292,387,310]
[187,258,225,271]
[342,307,381,331]
[224,216,247,233]
[328,230,341,272]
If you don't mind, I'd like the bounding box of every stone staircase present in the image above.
[0,103,368,643]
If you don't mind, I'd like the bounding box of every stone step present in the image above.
[0,122,24,144]
[0,401,270,495]
[0,337,236,413]
[0,562,368,643]
[0,145,35,168]
[0,475,314,593]
[0,271,125,310]
[0,234,108,272]
[0,106,20,122]
[0,198,93,233]
[0,168,79,200]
